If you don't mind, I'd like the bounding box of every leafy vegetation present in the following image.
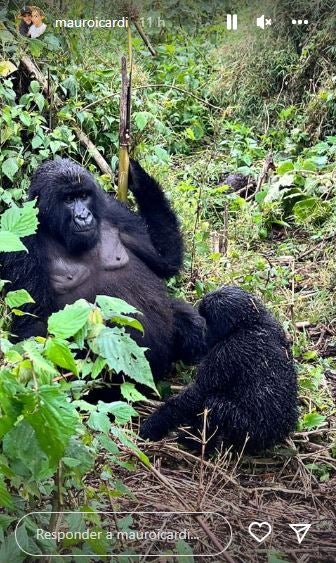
[0,0,335,559]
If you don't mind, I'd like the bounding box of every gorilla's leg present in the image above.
[177,395,251,453]
[139,383,204,441]
[171,300,207,365]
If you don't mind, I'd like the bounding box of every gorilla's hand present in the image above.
[139,412,168,441]
[128,159,146,196]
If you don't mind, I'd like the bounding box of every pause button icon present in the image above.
[227,14,238,30]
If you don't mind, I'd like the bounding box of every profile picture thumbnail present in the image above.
[18,5,47,39]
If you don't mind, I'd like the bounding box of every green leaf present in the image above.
[0,478,14,509]
[95,327,156,391]
[91,357,107,379]
[110,314,144,333]
[0,514,15,530]
[176,539,194,562]
[0,530,26,563]
[95,295,139,317]
[87,411,111,435]
[300,159,317,171]
[5,289,34,309]
[23,386,79,465]
[49,140,62,154]
[2,157,19,181]
[134,111,152,131]
[0,231,26,252]
[1,201,38,237]
[48,301,91,338]
[0,60,17,77]
[34,93,45,112]
[120,382,147,402]
[276,161,294,175]
[29,39,43,58]
[268,552,290,563]
[95,296,143,331]
[98,434,120,454]
[45,338,78,375]
[154,146,169,162]
[19,112,32,127]
[302,350,318,361]
[97,401,138,425]
[23,341,58,379]
[184,127,195,140]
[300,412,326,430]
[292,197,330,224]
[110,426,149,464]
[30,80,40,94]
[31,134,44,149]
[2,421,51,480]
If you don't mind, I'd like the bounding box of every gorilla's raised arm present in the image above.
[127,160,183,278]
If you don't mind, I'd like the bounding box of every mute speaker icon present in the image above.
[257,15,265,28]
[256,15,272,29]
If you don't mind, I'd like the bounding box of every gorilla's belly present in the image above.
[46,226,174,375]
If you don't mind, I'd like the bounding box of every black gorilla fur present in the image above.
[140,286,298,453]
[1,158,205,379]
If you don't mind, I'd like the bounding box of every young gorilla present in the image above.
[1,159,205,380]
[140,286,298,453]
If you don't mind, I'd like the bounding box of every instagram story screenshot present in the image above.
[0,0,335,561]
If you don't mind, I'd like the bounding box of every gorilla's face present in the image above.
[28,159,106,255]
[59,184,100,253]
[64,189,97,232]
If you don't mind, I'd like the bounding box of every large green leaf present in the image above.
[2,421,52,481]
[95,327,156,391]
[0,201,38,237]
[0,530,26,563]
[22,386,79,465]
[0,231,27,252]
[5,289,34,309]
[48,301,91,338]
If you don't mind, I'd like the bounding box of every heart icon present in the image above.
[248,521,272,543]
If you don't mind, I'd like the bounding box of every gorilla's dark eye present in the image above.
[64,194,75,204]
[80,192,89,201]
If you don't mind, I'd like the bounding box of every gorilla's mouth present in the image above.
[73,219,96,233]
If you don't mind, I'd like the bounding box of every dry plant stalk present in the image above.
[118,56,131,202]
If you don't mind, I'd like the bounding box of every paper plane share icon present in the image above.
[289,523,311,544]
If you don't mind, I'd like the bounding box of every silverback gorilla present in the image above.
[140,286,298,453]
[1,159,205,379]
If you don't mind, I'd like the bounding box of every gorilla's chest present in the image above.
[47,224,129,299]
